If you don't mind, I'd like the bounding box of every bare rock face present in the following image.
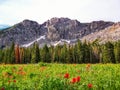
[0,17,115,47]
[45,18,113,41]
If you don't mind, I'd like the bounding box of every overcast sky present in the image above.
[0,0,120,25]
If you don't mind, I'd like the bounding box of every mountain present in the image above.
[0,19,41,47]
[0,17,117,48]
[81,22,120,43]
[0,24,10,30]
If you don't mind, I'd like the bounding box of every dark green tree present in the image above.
[41,44,51,62]
[114,41,120,63]
[76,40,84,63]
[102,42,115,63]
[9,42,15,63]
[53,45,61,63]
[60,44,68,63]
[35,43,40,63]
[82,41,90,63]
[31,42,40,63]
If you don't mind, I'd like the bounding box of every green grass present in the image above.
[0,63,120,90]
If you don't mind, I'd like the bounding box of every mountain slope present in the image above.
[0,20,42,46]
[0,17,115,47]
[81,22,120,43]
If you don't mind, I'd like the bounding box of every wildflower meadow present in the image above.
[0,63,120,90]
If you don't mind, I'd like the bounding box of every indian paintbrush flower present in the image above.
[76,76,80,82]
[71,78,76,84]
[88,83,93,88]
[64,73,69,78]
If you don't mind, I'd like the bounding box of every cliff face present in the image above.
[0,17,116,47]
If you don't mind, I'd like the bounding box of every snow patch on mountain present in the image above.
[36,35,46,41]
[21,35,46,47]
[53,39,78,46]
[53,41,62,46]
[61,39,71,44]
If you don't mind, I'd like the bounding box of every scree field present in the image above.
[0,63,120,90]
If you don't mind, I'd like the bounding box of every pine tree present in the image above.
[1,50,5,63]
[60,44,68,63]
[35,43,40,63]
[82,41,90,63]
[0,49,3,63]
[15,44,20,63]
[9,42,15,63]
[90,40,101,63]
[49,45,55,62]
[67,45,72,63]
[31,43,36,63]
[73,44,78,63]
[53,45,61,63]
[24,48,32,63]
[102,42,115,63]
[3,48,10,63]
[76,40,83,63]
[114,41,120,63]
[41,44,51,62]
[20,48,24,63]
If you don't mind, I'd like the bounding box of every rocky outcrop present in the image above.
[0,17,116,47]
[45,18,113,41]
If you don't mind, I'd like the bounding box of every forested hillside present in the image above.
[0,40,120,64]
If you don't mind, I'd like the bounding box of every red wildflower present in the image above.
[71,78,76,84]
[64,73,69,79]
[13,80,16,83]
[88,83,93,88]
[76,76,81,82]
[1,87,5,90]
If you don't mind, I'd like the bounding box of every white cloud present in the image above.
[0,0,120,25]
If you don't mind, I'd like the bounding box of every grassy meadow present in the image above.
[0,63,120,90]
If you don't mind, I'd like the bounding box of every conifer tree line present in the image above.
[0,40,120,64]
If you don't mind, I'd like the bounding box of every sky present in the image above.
[0,0,120,25]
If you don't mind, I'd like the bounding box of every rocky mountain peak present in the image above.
[21,19,39,27]
[0,17,118,48]
[46,17,80,26]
